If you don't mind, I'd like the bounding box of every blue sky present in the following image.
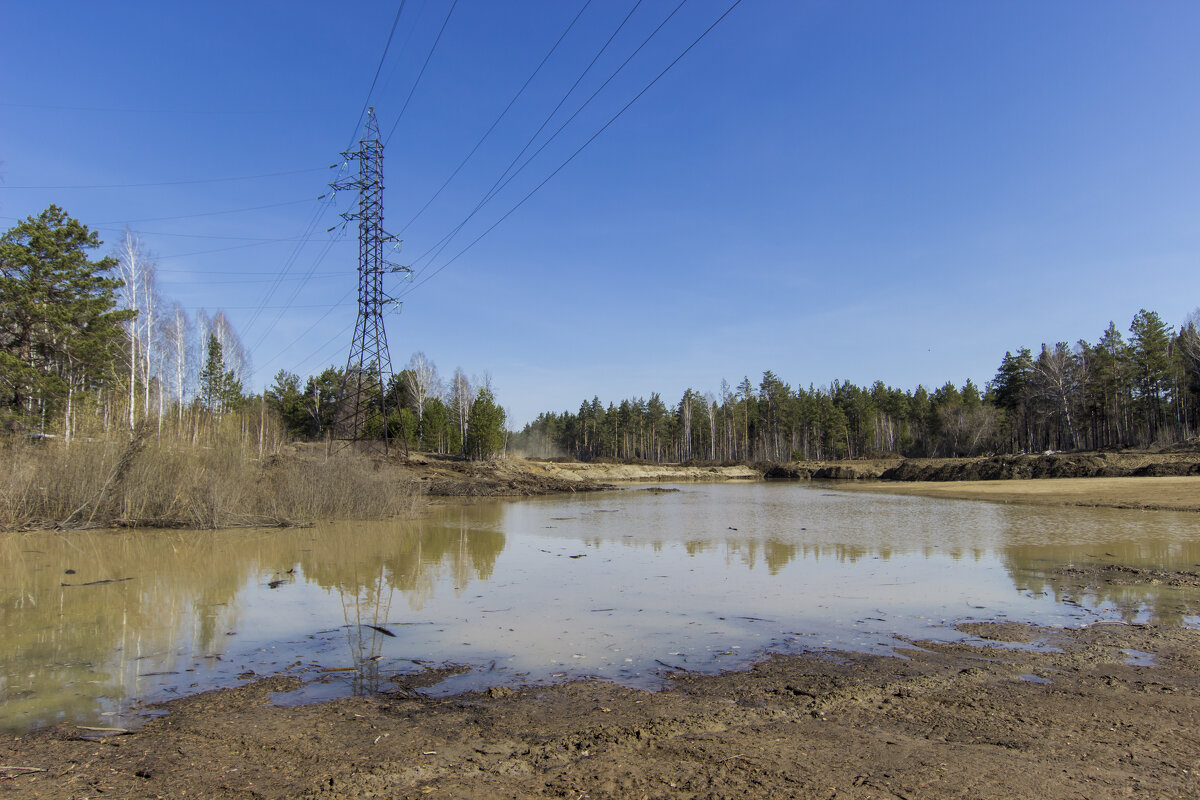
[3,1,1199,426]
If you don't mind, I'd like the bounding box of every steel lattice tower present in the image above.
[331,108,409,452]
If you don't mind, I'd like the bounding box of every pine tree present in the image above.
[465,388,506,460]
[199,334,241,415]
[1128,309,1172,441]
[0,206,130,431]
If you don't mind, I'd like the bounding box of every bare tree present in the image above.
[210,310,249,387]
[115,228,157,430]
[404,351,441,430]
[450,368,474,453]
[160,302,192,423]
[1180,308,1200,377]
[703,392,718,460]
[1033,342,1082,449]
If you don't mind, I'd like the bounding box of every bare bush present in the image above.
[0,428,424,531]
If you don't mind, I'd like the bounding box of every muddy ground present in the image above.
[6,454,1200,797]
[7,565,1200,798]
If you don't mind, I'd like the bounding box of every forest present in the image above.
[3,205,1198,470]
[0,206,506,461]
[511,311,1200,463]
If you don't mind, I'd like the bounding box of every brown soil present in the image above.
[389,454,759,498]
[8,452,1200,797]
[6,608,1200,799]
[840,475,1200,512]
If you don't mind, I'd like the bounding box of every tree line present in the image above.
[512,309,1200,462]
[1,206,258,443]
[266,353,507,460]
[5,206,1195,465]
[1,206,509,459]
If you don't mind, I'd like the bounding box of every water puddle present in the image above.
[1122,648,1157,667]
[4,483,1200,732]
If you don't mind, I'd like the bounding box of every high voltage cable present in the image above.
[255,233,345,342]
[158,272,341,283]
[0,167,327,190]
[257,288,355,371]
[242,194,342,343]
[247,2,413,357]
[94,198,311,225]
[469,0,653,224]
[0,217,307,242]
[157,268,342,276]
[0,102,335,115]
[400,0,746,299]
[397,0,594,236]
[346,1,407,153]
[239,167,349,338]
[176,302,352,311]
[156,238,311,261]
[293,319,356,376]
[383,0,460,147]
[244,0,459,366]
[408,0,664,274]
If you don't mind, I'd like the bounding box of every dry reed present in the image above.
[0,428,424,531]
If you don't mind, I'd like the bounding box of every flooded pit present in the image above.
[3,482,1199,733]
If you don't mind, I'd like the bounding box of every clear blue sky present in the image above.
[3,1,1199,426]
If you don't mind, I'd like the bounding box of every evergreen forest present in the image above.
[511,311,1200,463]
[3,206,1197,467]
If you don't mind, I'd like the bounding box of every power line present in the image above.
[0,101,335,115]
[257,289,355,372]
[176,302,352,311]
[383,0,460,147]
[347,1,407,151]
[408,0,667,275]
[94,198,312,225]
[158,272,341,283]
[245,3,414,356]
[397,0,595,235]
[155,238,313,261]
[242,196,343,344]
[0,166,327,190]
[401,0,747,299]
[0,216,310,242]
[157,267,342,276]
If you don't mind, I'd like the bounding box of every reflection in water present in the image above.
[0,506,505,732]
[3,483,1199,734]
[340,567,393,696]
[1002,540,1200,626]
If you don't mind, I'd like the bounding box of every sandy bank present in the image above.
[839,475,1200,512]
[526,460,759,484]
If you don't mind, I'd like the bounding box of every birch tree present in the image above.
[404,351,440,432]
[115,228,157,430]
[160,302,192,423]
[450,368,474,454]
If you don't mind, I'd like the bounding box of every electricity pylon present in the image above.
[331,107,410,453]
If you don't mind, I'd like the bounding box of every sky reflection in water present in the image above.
[3,482,1199,733]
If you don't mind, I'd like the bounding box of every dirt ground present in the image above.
[6,456,1200,798]
[5,611,1200,799]
[839,475,1200,513]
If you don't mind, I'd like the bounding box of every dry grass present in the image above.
[0,431,424,531]
[841,476,1200,512]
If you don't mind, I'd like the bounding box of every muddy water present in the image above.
[3,482,1198,733]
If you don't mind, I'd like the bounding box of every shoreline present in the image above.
[5,615,1200,798]
[834,475,1200,513]
[5,447,1198,531]
[6,469,1200,796]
